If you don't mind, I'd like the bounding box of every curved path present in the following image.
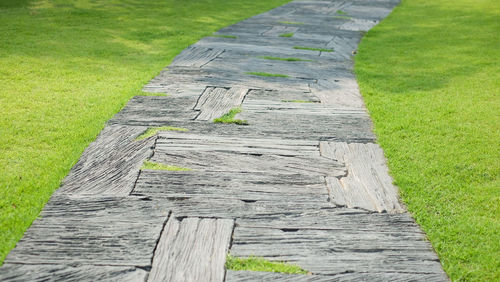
[0,0,448,281]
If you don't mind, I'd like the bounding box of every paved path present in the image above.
[0,0,448,281]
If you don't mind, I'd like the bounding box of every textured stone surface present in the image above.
[148,217,234,282]
[0,0,448,281]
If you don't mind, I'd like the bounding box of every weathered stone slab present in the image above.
[148,217,234,282]
[170,46,224,68]
[109,95,199,125]
[144,66,313,93]
[262,25,299,36]
[320,142,405,213]
[0,264,148,282]
[58,125,153,195]
[226,270,449,282]
[133,170,327,202]
[309,78,366,108]
[154,197,333,220]
[4,196,170,267]
[203,53,352,81]
[339,18,380,31]
[194,86,249,121]
[152,132,345,176]
[231,220,443,276]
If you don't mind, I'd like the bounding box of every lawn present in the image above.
[355,0,499,280]
[0,0,289,264]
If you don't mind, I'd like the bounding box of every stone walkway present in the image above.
[0,0,448,281]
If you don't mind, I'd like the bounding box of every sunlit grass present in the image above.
[213,107,248,125]
[226,255,309,274]
[293,46,333,52]
[141,161,191,171]
[355,0,499,280]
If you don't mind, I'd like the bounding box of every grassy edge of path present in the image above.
[0,0,290,264]
[355,0,499,280]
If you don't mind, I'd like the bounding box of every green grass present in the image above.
[246,72,289,77]
[213,108,248,125]
[336,10,347,15]
[355,0,499,280]
[293,46,334,52]
[226,255,309,274]
[0,0,291,264]
[279,32,294,37]
[282,100,317,103]
[141,161,191,171]
[258,56,312,62]
[278,21,304,25]
[211,34,237,39]
[135,126,189,141]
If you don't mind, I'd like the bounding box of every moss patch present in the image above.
[136,126,188,141]
[213,107,248,125]
[226,255,309,274]
[293,46,333,52]
[141,161,191,171]
[246,72,289,77]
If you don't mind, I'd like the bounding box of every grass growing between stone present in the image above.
[136,126,188,141]
[226,255,309,274]
[213,108,248,125]
[246,72,289,78]
[279,32,294,37]
[141,161,191,171]
[0,0,291,264]
[258,56,312,62]
[211,34,237,39]
[278,21,304,25]
[355,0,499,280]
[293,46,333,52]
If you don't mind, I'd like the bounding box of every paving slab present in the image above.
[0,0,448,281]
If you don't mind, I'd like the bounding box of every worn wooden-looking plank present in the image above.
[148,217,234,282]
[309,78,365,108]
[133,170,327,202]
[262,25,299,36]
[170,46,224,68]
[339,18,379,31]
[230,224,444,276]
[58,125,153,195]
[4,196,170,266]
[194,86,249,121]
[320,141,405,213]
[225,270,449,282]
[0,264,148,282]
[110,96,200,125]
[152,133,345,176]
